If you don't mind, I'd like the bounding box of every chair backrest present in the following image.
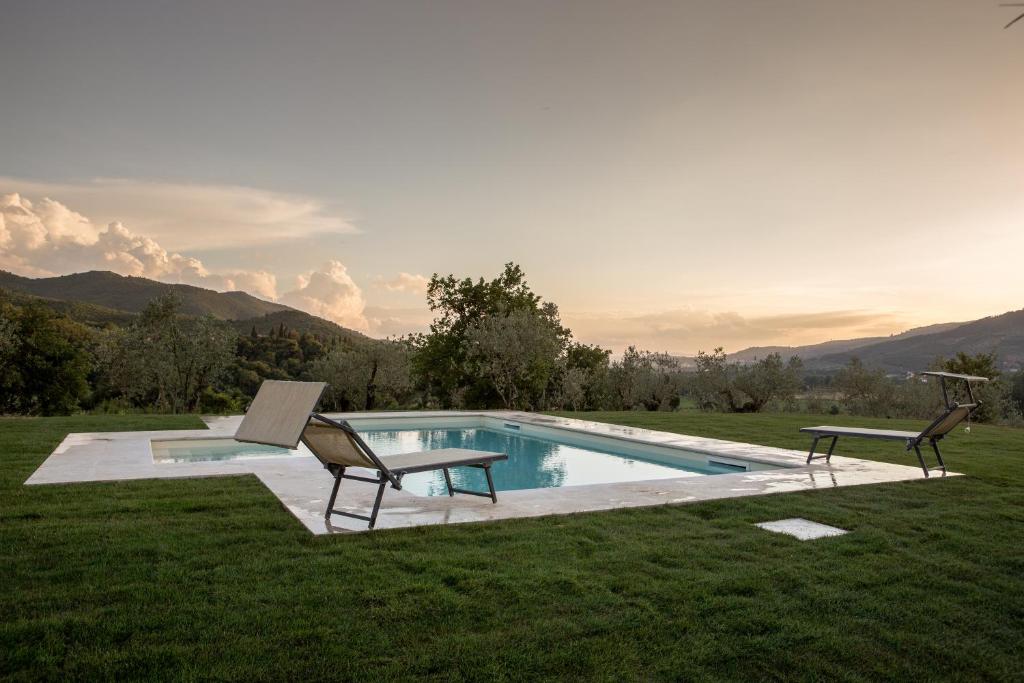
[918,404,974,441]
[301,418,377,469]
[235,380,327,448]
[301,413,401,488]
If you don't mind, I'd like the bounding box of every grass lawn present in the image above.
[2,412,1023,680]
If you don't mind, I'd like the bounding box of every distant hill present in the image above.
[0,270,290,320]
[0,270,367,340]
[0,287,137,327]
[727,321,965,363]
[807,309,1024,373]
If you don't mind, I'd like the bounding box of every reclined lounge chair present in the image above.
[801,372,988,477]
[234,380,508,529]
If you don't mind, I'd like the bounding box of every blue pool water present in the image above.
[153,426,753,496]
[356,427,736,497]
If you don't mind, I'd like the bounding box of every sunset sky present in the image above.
[2,1,1022,354]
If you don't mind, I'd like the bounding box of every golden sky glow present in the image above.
[1,2,1022,353]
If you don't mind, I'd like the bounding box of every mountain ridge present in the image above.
[3,270,1019,372]
[807,309,1024,372]
[0,270,367,340]
[726,321,967,363]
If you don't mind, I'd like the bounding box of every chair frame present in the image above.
[803,409,960,477]
[802,372,988,477]
[301,413,500,529]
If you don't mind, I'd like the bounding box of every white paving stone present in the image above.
[755,518,849,540]
[24,410,956,534]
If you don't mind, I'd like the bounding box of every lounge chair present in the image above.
[234,380,508,528]
[801,372,988,476]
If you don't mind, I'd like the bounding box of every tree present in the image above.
[732,353,803,412]
[100,294,235,413]
[557,366,589,411]
[312,340,414,411]
[0,310,18,384]
[0,302,92,415]
[941,351,999,380]
[559,342,611,410]
[834,357,890,416]
[603,347,684,411]
[1011,372,1024,417]
[464,309,563,410]
[937,352,1010,423]
[411,263,568,407]
[565,342,611,373]
[689,349,801,413]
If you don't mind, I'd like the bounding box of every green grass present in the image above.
[2,412,1023,680]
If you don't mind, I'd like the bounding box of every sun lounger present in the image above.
[801,372,988,476]
[235,380,507,528]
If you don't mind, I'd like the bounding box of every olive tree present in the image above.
[833,357,891,416]
[464,308,563,410]
[732,353,803,412]
[99,294,235,413]
[311,339,414,411]
[690,348,802,413]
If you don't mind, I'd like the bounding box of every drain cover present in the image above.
[755,518,848,540]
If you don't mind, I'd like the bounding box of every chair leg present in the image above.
[913,445,929,477]
[930,440,947,475]
[367,475,388,529]
[442,468,454,496]
[325,467,344,520]
[483,464,497,503]
[806,436,820,464]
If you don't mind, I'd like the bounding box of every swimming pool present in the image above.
[152,417,784,496]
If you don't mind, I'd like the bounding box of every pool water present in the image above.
[152,438,293,463]
[152,426,754,496]
[356,427,737,497]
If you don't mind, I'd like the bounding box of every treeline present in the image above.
[0,292,350,416]
[2,264,1022,423]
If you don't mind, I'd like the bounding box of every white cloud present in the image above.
[0,192,277,299]
[376,272,430,294]
[280,261,369,332]
[364,304,433,338]
[221,270,279,301]
[0,177,357,252]
[0,191,376,332]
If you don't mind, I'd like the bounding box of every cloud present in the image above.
[0,177,356,252]
[364,305,434,338]
[0,191,373,331]
[280,261,369,332]
[0,192,277,299]
[563,308,908,356]
[376,272,429,294]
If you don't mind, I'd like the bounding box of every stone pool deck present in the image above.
[24,411,955,534]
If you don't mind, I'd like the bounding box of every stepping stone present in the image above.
[755,518,848,540]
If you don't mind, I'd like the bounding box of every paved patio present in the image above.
[25,411,953,534]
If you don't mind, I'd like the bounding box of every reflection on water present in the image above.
[153,442,294,463]
[357,428,715,497]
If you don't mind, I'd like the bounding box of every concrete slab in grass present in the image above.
[755,517,848,540]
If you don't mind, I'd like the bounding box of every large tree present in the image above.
[411,263,570,407]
